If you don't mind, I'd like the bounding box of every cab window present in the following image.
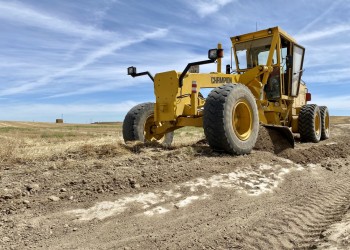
[235,37,276,70]
[291,45,305,96]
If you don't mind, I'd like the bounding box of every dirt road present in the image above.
[1,119,350,249]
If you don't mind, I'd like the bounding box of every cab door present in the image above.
[290,44,305,96]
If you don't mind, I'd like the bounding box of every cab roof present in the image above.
[230,26,297,45]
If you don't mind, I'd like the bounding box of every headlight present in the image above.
[208,49,223,60]
[127,66,136,75]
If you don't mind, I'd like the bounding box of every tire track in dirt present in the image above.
[317,209,350,249]
[238,178,350,249]
[30,151,350,250]
[64,157,303,221]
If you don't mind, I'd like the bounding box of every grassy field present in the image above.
[330,116,350,124]
[0,121,205,164]
[0,116,348,164]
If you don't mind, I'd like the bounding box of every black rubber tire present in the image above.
[319,106,330,140]
[203,83,259,155]
[298,104,321,143]
[122,102,174,146]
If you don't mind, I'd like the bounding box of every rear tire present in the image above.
[203,84,259,155]
[319,106,330,140]
[122,102,174,146]
[299,104,321,143]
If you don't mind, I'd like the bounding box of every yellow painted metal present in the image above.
[261,31,279,85]
[177,117,203,127]
[257,106,268,124]
[217,43,222,73]
[153,71,179,122]
[153,121,176,135]
[144,115,166,142]
[149,26,307,138]
[291,116,299,133]
[238,65,271,98]
[154,71,240,122]
[315,111,321,136]
[230,26,296,49]
[232,100,253,140]
[281,95,294,101]
[324,110,330,134]
[293,83,307,113]
[264,111,281,125]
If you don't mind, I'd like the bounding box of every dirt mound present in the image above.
[170,127,293,155]
[254,126,293,154]
[64,143,130,159]
[279,139,350,164]
[122,141,174,153]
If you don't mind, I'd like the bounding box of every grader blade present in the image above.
[263,125,295,148]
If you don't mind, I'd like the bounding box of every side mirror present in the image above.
[127,66,136,75]
[286,55,293,68]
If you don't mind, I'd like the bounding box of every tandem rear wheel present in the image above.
[299,104,330,142]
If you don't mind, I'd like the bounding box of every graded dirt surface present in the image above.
[0,118,350,249]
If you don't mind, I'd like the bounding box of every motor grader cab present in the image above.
[123,27,330,155]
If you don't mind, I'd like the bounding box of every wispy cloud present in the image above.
[0,28,168,96]
[0,1,116,38]
[44,80,131,99]
[313,94,350,111]
[297,0,342,34]
[185,0,235,18]
[64,0,118,59]
[296,24,350,42]
[303,67,350,84]
[0,0,349,121]
[0,101,138,123]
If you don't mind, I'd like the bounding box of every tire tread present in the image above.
[299,104,321,143]
[203,84,259,155]
[122,102,173,146]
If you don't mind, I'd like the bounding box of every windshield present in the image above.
[235,37,276,70]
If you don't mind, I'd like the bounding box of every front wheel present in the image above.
[203,84,259,155]
[122,102,174,146]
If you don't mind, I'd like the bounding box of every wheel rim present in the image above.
[232,100,253,141]
[315,112,321,136]
[144,115,165,142]
[324,111,330,135]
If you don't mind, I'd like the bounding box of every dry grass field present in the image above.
[0,118,350,249]
[0,121,207,165]
[0,116,347,164]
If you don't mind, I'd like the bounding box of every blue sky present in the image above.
[0,0,349,123]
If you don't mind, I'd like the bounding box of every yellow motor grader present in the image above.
[123,26,330,155]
